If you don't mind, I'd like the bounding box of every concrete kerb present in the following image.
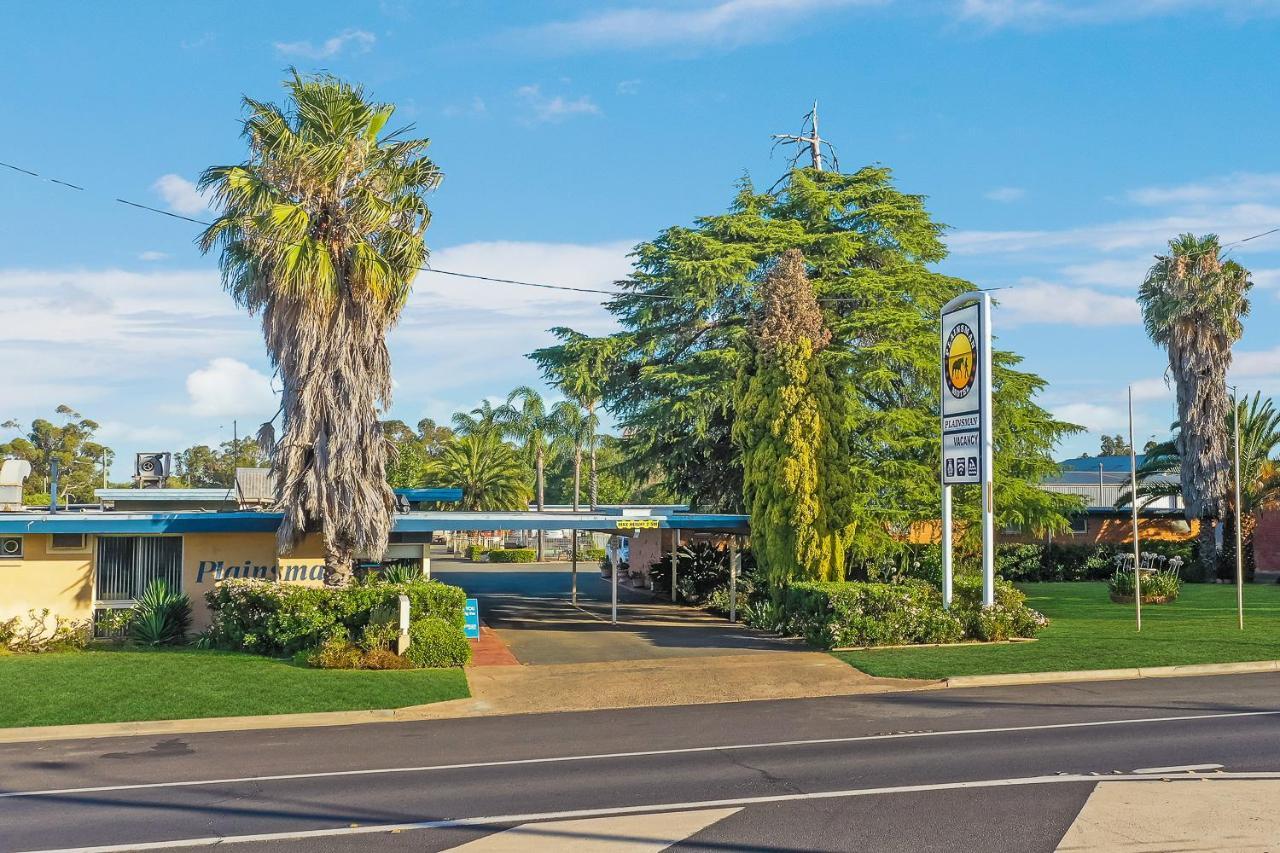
[944,659,1280,689]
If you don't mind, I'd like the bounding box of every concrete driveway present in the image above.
[430,555,803,665]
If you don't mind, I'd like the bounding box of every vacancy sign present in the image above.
[942,301,983,485]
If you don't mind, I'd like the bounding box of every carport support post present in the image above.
[671,529,680,602]
[571,529,578,606]
[611,537,618,624]
[729,536,738,623]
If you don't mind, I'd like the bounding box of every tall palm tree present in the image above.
[431,434,531,512]
[450,401,501,440]
[1138,233,1252,574]
[199,72,441,585]
[549,400,595,511]
[496,386,556,560]
[532,330,617,509]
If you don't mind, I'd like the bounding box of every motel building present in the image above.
[0,464,748,634]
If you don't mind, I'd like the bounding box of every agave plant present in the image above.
[379,563,424,584]
[129,580,192,646]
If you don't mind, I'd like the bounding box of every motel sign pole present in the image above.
[940,291,995,608]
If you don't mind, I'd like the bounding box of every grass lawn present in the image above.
[836,582,1280,680]
[0,647,470,728]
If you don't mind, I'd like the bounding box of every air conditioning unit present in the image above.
[0,536,22,559]
[135,452,172,489]
[0,459,32,511]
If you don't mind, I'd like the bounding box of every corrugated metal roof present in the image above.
[235,468,275,504]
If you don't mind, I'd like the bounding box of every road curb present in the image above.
[945,659,1280,688]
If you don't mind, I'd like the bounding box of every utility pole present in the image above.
[772,102,836,172]
[1232,387,1244,630]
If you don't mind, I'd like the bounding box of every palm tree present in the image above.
[431,434,531,512]
[549,400,595,511]
[451,401,501,440]
[532,330,617,509]
[1137,233,1252,575]
[199,72,441,585]
[496,386,556,560]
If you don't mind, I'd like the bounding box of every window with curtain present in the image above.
[94,536,183,603]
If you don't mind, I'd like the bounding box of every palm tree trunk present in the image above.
[588,401,598,510]
[535,447,545,562]
[1196,514,1220,582]
[573,446,582,512]
[325,545,355,587]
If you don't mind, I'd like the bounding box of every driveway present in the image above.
[429,554,803,665]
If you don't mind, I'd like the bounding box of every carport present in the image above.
[393,509,781,666]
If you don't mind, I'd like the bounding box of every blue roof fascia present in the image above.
[1058,455,1149,473]
[394,488,464,503]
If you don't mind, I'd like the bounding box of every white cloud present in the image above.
[274,29,376,59]
[186,358,277,419]
[137,251,169,262]
[1058,256,1153,289]
[1128,377,1173,402]
[152,174,207,216]
[984,186,1025,203]
[996,280,1140,326]
[518,0,883,51]
[1127,172,1280,207]
[616,79,642,95]
[1253,268,1280,290]
[956,0,1280,27]
[516,85,600,123]
[1052,402,1126,432]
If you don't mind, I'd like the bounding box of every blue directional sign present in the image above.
[464,598,480,640]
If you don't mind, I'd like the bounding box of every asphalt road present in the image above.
[4,673,1280,851]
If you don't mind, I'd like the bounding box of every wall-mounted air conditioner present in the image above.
[0,536,23,559]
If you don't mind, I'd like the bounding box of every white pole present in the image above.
[942,485,953,609]
[1129,386,1142,632]
[729,536,739,623]
[571,528,578,606]
[1234,390,1244,630]
[611,534,618,625]
[980,293,995,608]
[671,529,680,602]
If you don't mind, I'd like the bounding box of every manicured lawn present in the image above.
[0,647,470,728]
[836,582,1280,680]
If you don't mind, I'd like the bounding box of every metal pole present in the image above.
[979,294,995,608]
[571,528,578,606]
[671,529,680,602]
[729,535,738,623]
[611,535,618,625]
[942,485,953,609]
[1234,390,1244,630]
[1129,386,1142,632]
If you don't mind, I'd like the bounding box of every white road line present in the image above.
[1130,763,1224,774]
[2,709,1276,801]
[17,772,1280,853]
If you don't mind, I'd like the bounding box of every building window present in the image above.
[94,536,183,603]
[49,533,90,553]
[1069,515,1089,534]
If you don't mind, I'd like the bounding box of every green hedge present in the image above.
[579,548,607,561]
[894,541,1201,585]
[404,617,472,667]
[204,578,467,657]
[771,576,1047,650]
[486,548,537,563]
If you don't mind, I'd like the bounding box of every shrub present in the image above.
[649,543,756,604]
[403,617,472,668]
[379,563,424,584]
[205,577,467,656]
[950,575,1048,640]
[1,610,90,653]
[579,547,606,561]
[1109,567,1181,601]
[465,545,490,561]
[486,548,537,563]
[360,648,414,670]
[782,581,965,649]
[128,580,192,646]
[308,636,366,669]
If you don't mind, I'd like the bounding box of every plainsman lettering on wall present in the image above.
[195,561,327,584]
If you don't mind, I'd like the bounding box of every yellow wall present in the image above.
[0,535,95,623]
[182,532,328,629]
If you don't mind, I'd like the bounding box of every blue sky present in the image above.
[3,0,1280,479]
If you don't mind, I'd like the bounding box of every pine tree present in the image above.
[734,250,852,584]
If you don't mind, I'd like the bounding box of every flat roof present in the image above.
[0,509,749,535]
[95,487,465,504]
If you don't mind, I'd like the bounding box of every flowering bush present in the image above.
[205,577,467,657]
[1,610,91,653]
